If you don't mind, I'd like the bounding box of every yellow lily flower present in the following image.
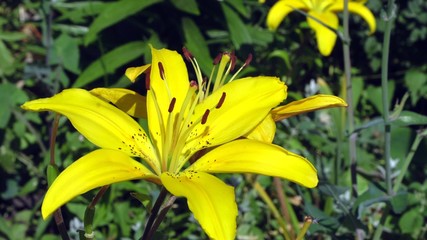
[22,47,318,239]
[266,0,376,56]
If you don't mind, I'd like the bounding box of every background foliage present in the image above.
[1,0,426,239]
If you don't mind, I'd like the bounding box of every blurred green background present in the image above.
[1,0,426,239]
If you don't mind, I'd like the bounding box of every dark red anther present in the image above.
[244,53,253,67]
[229,51,237,71]
[190,80,198,88]
[182,47,193,61]
[216,92,226,109]
[145,66,151,90]
[158,62,165,80]
[201,109,210,125]
[213,53,222,65]
[168,98,176,113]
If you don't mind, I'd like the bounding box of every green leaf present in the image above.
[366,81,395,115]
[399,208,423,235]
[171,0,200,15]
[390,191,408,214]
[404,69,427,105]
[0,32,27,41]
[73,41,147,87]
[53,33,80,74]
[84,0,161,45]
[393,110,427,126]
[182,17,212,75]
[224,0,249,17]
[0,40,14,75]
[0,83,28,128]
[221,3,251,49]
[246,25,273,47]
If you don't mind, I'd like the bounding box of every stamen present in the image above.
[168,97,176,113]
[201,109,210,125]
[182,47,193,61]
[216,92,226,109]
[213,53,222,65]
[158,62,165,80]
[244,53,253,67]
[145,67,151,90]
[190,80,198,89]
[229,51,237,71]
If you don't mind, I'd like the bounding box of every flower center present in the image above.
[151,48,252,174]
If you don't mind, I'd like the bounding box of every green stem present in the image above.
[83,185,110,240]
[140,188,168,240]
[381,0,396,196]
[250,177,291,240]
[296,216,313,240]
[393,129,427,193]
[342,0,358,198]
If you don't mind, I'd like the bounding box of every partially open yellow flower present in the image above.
[266,0,376,56]
[22,47,319,239]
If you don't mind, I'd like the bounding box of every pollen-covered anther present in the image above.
[182,47,193,61]
[216,92,226,109]
[168,97,176,113]
[158,62,165,80]
[201,109,210,125]
[244,53,253,67]
[229,51,237,71]
[213,53,222,65]
[145,66,151,90]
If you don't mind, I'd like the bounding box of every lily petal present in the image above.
[125,64,151,82]
[186,77,286,153]
[267,0,308,30]
[91,88,147,118]
[147,47,190,158]
[272,94,347,121]
[245,114,276,143]
[330,1,376,33]
[42,149,158,219]
[306,11,339,56]
[21,89,159,171]
[161,171,237,240]
[189,139,318,188]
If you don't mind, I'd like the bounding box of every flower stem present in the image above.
[83,185,110,240]
[342,0,358,198]
[49,113,70,240]
[381,0,396,196]
[393,129,427,193]
[249,176,291,240]
[140,187,169,240]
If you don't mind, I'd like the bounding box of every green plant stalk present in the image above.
[393,129,427,193]
[381,0,396,196]
[140,187,168,240]
[296,216,313,240]
[342,0,358,198]
[273,178,297,238]
[252,179,291,240]
[83,185,110,240]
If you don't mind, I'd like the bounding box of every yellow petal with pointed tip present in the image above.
[42,149,158,219]
[245,114,276,143]
[161,171,237,240]
[330,1,376,34]
[189,139,318,188]
[267,0,308,30]
[91,88,147,118]
[272,94,347,121]
[147,47,190,159]
[307,11,339,56]
[185,77,286,153]
[21,89,159,172]
[125,64,151,82]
